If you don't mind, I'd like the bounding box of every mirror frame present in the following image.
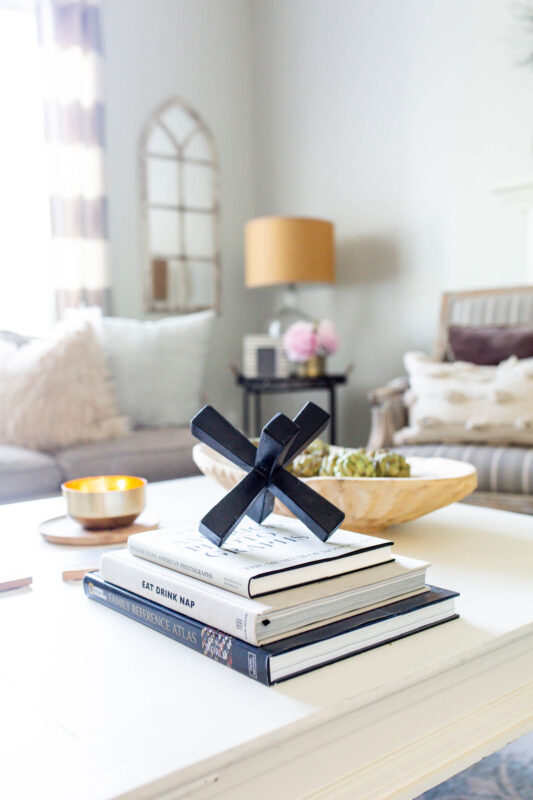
[139,96,221,314]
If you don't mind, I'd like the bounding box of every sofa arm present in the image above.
[367,376,409,450]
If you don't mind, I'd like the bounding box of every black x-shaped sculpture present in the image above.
[191,402,345,547]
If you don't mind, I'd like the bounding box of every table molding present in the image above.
[124,622,533,800]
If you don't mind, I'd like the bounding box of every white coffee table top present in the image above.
[1,476,533,800]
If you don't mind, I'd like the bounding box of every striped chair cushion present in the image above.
[395,444,533,494]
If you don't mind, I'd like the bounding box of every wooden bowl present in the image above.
[192,444,477,534]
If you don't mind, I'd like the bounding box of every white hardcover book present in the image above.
[101,548,428,645]
[127,515,394,598]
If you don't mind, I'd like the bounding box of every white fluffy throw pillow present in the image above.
[394,351,533,446]
[0,321,129,451]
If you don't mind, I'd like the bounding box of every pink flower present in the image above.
[283,322,318,362]
[317,319,339,355]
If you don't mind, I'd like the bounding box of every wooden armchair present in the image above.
[368,286,533,514]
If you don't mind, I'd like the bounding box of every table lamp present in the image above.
[245,217,335,336]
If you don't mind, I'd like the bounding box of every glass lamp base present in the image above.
[268,307,311,338]
[267,284,310,337]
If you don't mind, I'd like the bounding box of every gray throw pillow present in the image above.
[101,311,214,428]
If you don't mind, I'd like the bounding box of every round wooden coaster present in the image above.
[39,513,159,546]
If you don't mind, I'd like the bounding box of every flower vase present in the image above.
[296,355,326,378]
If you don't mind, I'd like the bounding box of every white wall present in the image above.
[251,0,533,444]
[104,0,533,443]
[104,0,258,423]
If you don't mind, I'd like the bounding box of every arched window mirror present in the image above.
[140,98,220,313]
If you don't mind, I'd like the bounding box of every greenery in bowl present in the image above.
[251,438,410,478]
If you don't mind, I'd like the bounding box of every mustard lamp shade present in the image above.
[245,217,335,287]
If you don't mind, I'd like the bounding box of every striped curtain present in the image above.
[37,0,111,316]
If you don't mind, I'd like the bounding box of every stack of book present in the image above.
[84,515,458,685]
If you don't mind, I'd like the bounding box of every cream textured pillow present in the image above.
[394,351,533,446]
[0,321,129,451]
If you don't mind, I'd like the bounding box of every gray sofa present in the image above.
[0,426,198,504]
[0,322,202,504]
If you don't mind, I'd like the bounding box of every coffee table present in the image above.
[1,476,533,800]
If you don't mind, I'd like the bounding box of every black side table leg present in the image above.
[243,388,250,436]
[329,386,337,445]
[254,391,262,438]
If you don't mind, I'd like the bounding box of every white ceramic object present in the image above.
[192,443,478,533]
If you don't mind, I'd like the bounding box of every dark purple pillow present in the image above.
[448,324,533,365]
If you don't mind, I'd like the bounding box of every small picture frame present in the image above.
[243,335,290,378]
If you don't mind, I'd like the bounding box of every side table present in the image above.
[235,372,348,444]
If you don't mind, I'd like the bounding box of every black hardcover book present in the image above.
[84,574,458,685]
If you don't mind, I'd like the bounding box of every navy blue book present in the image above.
[84,573,458,685]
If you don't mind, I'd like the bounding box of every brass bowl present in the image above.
[62,475,147,530]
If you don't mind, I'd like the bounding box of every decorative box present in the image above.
[243,335,290,378]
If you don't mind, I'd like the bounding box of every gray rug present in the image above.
[415,730,533,799]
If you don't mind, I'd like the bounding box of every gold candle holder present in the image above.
[62,475,147,530]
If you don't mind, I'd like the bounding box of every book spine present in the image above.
[84,574,271,685]
[128,538,251,597]
[100,553,259,644]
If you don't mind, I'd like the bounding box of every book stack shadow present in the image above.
[84,516,459,685]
